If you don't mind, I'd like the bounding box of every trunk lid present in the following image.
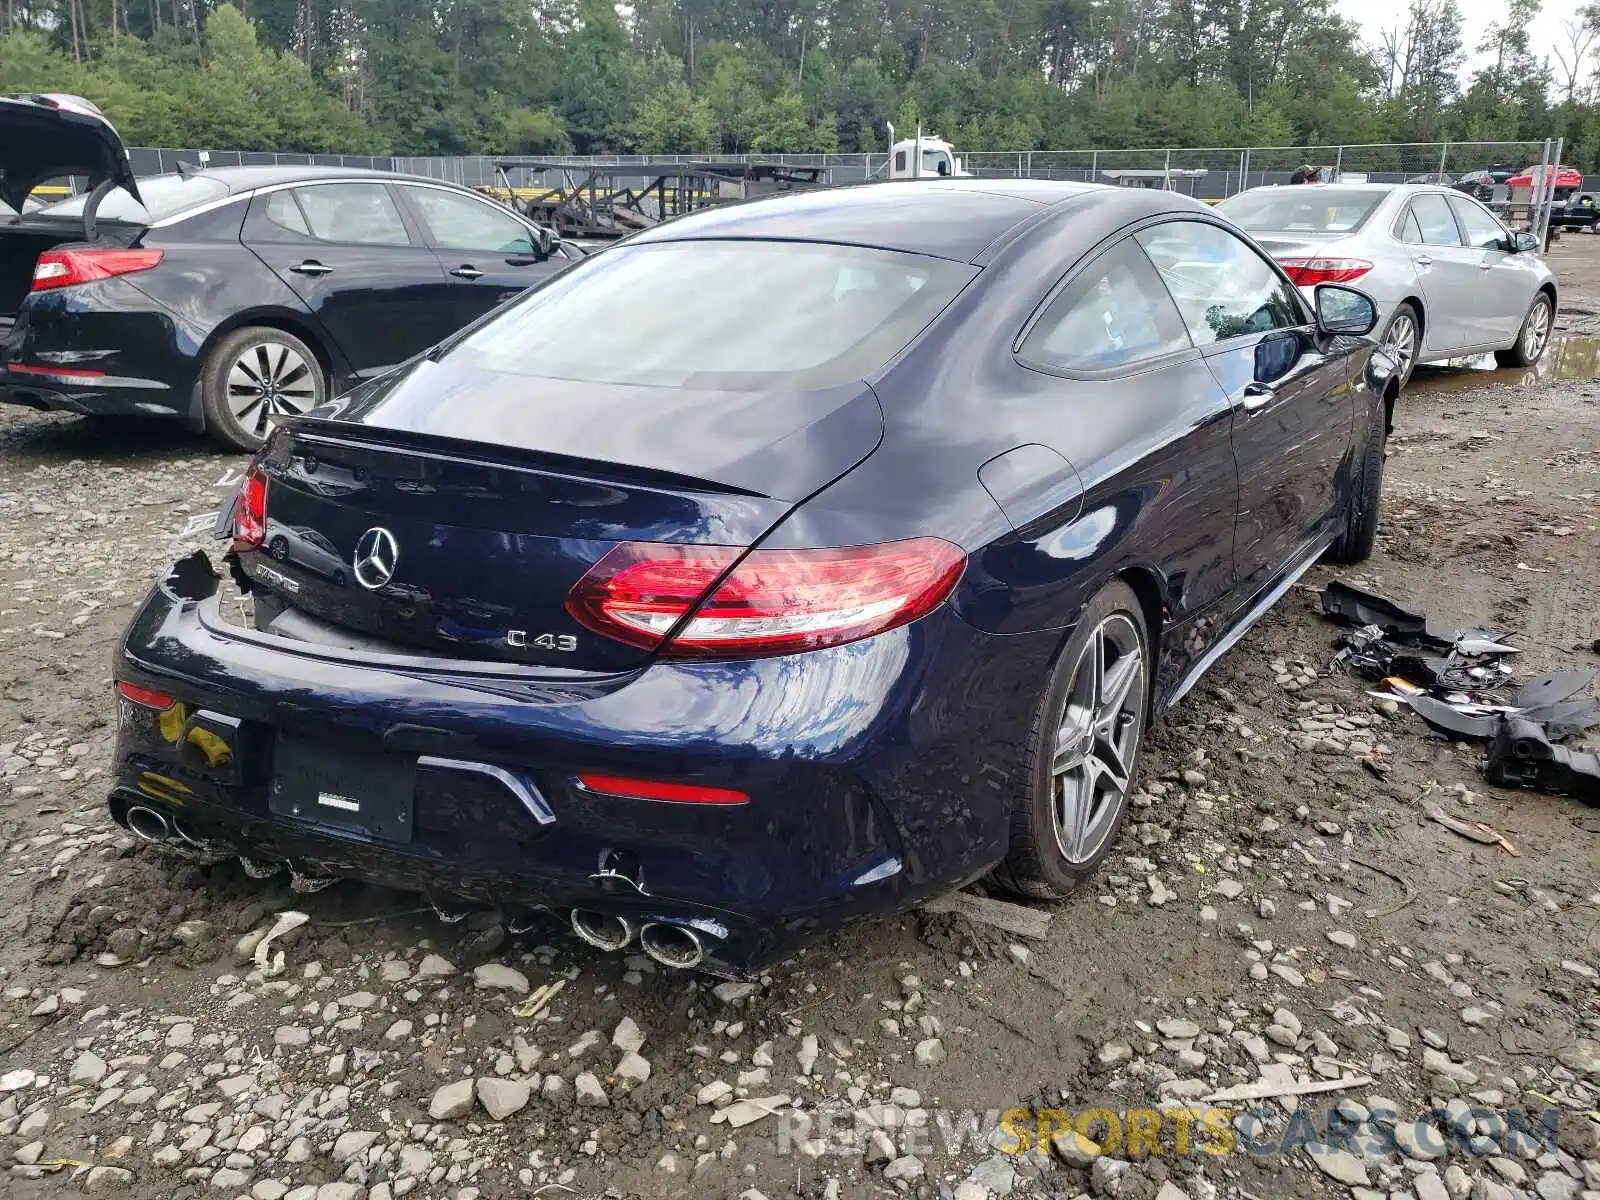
[0,94,140,215]
[240,357,884,672]
[1250,232,1347,260]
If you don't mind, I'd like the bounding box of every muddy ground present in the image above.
[0,241,1597,1200]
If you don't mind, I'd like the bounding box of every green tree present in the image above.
[705,53,762,150]
[633,79,716,152]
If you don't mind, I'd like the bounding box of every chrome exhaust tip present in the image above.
[125,805,171,843]
[639,921,705,969]
[570,909,634,952]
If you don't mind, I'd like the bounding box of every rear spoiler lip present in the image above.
[279,417,771,500]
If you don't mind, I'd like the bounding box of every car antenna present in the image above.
[176,160,202,180]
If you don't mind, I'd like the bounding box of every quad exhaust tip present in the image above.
[125,805,171,843]
[639,921,705,969]
[570,909,634,952]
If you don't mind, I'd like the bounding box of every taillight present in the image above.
[1277,257,1373,286]
[231,466,268,552]
[32,248,164,292]
[566,537,966,659]
[117,680,175,710]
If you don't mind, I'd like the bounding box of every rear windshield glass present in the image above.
[31,174,230,223]
[1217,188,1385,233]
[444,240,976,390]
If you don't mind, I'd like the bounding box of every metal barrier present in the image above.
[120,139,1571,234]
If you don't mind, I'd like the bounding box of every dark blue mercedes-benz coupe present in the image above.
[111,179,1397,977]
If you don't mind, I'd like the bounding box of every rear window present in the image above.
[1218,188,1385,234]
[32,174,230,223]
[444,240,976,390]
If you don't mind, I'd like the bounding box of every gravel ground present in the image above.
[1,242,1597,1200]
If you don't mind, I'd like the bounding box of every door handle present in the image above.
[1413,255,1433,267]
[1239,382,1275,411]
[449,266,484,280]
[289,260,333,276]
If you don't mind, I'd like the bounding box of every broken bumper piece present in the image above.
[1486,718,1600,804]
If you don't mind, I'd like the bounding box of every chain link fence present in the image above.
[125,140,1571,197]
[379,141,1568,199]
[119,138,1573,236]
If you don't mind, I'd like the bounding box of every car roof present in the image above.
[165,164,441,192]
[625,178,1204,263]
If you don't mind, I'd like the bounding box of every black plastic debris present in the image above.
[1404,694,1499,740]
[1486,718,1600,804]
[1513,669,1598,710]
[1324,582,1520,697]
[1321,581,1454,652]
[1321,580,1599,804]
[1516,697,1600,742]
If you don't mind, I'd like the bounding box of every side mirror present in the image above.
[532,225,557,261]
[1509,230,1539,254]
[1314,284,1378,337]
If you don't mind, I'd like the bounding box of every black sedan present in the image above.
[1,94,576,449]
[111,179,1399,975]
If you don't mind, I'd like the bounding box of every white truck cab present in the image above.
[884,123,971,179]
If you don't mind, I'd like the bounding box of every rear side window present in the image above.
[445,240,975,390]
[1408,194,1463,246]
[1136,220,1303,345]
[1018,237,1191,373]
[287,183,410,246]
[1397,209,1424,243]
[264,190,311,237]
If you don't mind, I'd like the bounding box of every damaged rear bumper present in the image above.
[111,553,1030,974]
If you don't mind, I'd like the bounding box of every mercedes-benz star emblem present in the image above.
[352,527,399,590]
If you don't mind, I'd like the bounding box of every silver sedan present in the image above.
[1215,183,1556,386]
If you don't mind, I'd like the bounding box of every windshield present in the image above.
[1218,188,1385,234]
[445,240,976,390]
[32,173,229,223]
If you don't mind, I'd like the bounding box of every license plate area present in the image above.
[269,736,415,843]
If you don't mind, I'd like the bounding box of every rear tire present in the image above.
[1327,398,1386,564]
[990,581,1149,901]
[1377,302,1420,389]
[1495,293,1554,368]
[200,326,326,452]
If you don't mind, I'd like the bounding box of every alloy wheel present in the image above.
[1382,312,1417,382]
[227,341,318,439]
[1050,613,1146,865]
[1523,299,1552,362]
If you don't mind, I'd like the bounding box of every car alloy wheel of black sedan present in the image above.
[111,179,1399,977]
[228,338,319,435]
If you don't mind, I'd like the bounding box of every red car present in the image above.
[1505,164,1585,194]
